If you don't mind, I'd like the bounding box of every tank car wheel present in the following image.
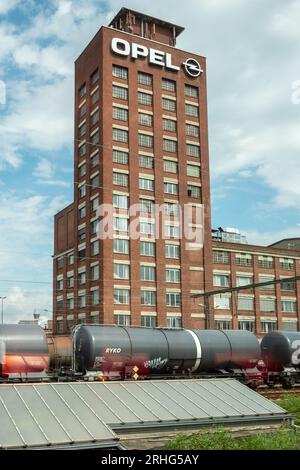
[248,381,258,390]
[282,378,294,389]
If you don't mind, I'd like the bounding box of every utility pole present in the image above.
[204,294,211,329]
[0,297,7,324]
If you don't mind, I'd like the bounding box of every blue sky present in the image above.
[0,0,300,322]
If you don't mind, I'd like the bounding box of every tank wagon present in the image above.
[73,325,261,382]
[47,335,72,372]
[1,324,300,388]
[261,331,300,388]
[0,324,49,380]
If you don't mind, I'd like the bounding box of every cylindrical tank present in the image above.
[73,325,261,376]
[47,335,72,370]
[0,324,49,377]
[261,331,300,371]
[193,329,261,371]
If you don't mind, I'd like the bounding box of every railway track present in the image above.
[259,387,300,400]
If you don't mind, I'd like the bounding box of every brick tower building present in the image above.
[53,8,213,334]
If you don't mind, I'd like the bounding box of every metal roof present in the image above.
[0,379,290,449]
[0,383,119,450]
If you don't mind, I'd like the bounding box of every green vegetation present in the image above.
[277,395,300,426]
[166,394,300,450]
[165,427,300,450]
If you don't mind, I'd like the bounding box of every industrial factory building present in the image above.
[53,8,300,334]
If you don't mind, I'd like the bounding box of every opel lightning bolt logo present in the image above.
[183,58,203,78]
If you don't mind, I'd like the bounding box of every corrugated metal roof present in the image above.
[0,383,119,450]
[0,379,290,449]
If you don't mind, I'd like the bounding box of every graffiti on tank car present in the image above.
[144,357,168,369]
[93,356,104,368]
[105,347,122,354]
[291,340,300,365]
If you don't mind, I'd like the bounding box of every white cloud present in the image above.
[13,44,73,77]
[3,287,52,324]
[270,1,300,40]
[0,0,108,170]
[56,0,72,17]
[0,141,22,170]
[0,0,20,15]
[34,158,55,179]
[245,226,300,246]
[35,178,70,187]
[0,191,68,323]
[0,24,18,60]
[0,192,67,235]
[33,159,71,187]
[0,77,74,159]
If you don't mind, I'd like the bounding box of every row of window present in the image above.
[113,289,181,307]
[111,65,198,97]
[111,175,201,199]
[56,241,180,271]
[113,264,181,282]
[57,289,100,310]
[112,107,199,135]
[113,194,181,214]
[111,84,199,117]
[111,218,182,238]
[115,240,179,258]
[58,260,181,282]
[213,294,297,312]
[58,290,181,309]
[111,129,200,157]
[79,191,199,222]
[213,273,296,291]
[57,265,100,289]
[215,320,298,333]
[79,69,99,98]
[213,251,295,270]
[78,90,198,121]
[57,314,183,333]
[78,152,201,183]
[78,217,187,240]
[78,111,99,139]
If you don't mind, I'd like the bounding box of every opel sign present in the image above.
[183,58,203,78]
[111,37,202,78]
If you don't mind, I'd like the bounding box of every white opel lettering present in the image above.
[111,37,130,56]
[165,52,180,71]
[132,43,148,59]
[149,48,165,67]
[111,38,184,73]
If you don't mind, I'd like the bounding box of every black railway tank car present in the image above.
[261,331,300,387]
[261,331,300,371]
[0,324,49,379]
[74,325,261,378]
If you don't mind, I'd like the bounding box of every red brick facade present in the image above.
[212,241,300,335]
[53,10,212,334]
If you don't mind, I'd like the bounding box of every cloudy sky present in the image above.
[0,0,300,322]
